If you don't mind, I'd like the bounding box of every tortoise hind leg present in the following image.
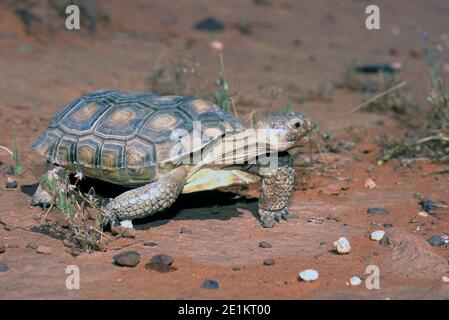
[103,167,189,227]
[32,167,70,210]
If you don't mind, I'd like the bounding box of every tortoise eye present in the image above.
[292,121,301,129]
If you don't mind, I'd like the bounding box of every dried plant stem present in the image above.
[350,81,407,113]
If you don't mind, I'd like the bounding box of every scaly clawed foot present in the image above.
[259,207,291,228]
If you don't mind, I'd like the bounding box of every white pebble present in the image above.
[120,220,134,229]
[442,276,449,283]
[333,237,351,254]
[298,269,319,282]
[349,276,362,286]
[417,211,429,217]
[370,230,385,241]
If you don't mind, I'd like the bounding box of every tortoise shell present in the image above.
[32,89,245,186]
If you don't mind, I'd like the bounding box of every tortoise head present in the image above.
[255,111,312,151]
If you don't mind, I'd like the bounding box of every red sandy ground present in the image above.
[0,0,449,299]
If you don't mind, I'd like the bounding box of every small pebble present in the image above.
[0,263,9,272]
[113,251,140,267]
[370,230,385,241]
[36,245,52,254]
[298,269,319,282]
[349,276,362,286]
[418,211,429,217]
[202,279,220,289]
[427,235,443,247]
[383,223,394,228]
[0,243,6,254]
[308,216,324,224]
[232,266,241,271]
[333,237,351,254]
[110,226,136,239]
[367,208,390,216]
[364,178,376,189]
[146,254,175,272]
[194,17,224,32]
[143,241,158,247]
[442,276,449,283]
[259,241,272,249]
[5,177,17,189]
[180,226,192,234]
[26,242,38,250]
[263,258,275,266]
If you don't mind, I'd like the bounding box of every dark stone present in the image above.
[0,243,6,253]
[259,241,272,249]
[293,39,302,47]
[193,17,224,32]
[427,235,443,247]
[419,199,438,213]
[113,251,140,267]
[367,208,390,216]
[263,258,275,266]
[143,241,158,247]
[355,64,399,74]
[0,263,9,272]
[5,179,17,189]
[26,242,38,250]
[146,254,176,273]
[383,223,394,228]
[232,266,241,271]
[202,279,220,289]
[180,226,192,234]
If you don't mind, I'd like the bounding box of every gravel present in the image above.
[5,177,18,189]
[113,251,140,267]
[146,254,175,272]
[298,269,319,282]
[263,258,275,266]
[349,276,362,286]
[143,241,158,247]
[202,279,220,289]
[36,245,52,254]
[427,235,443,247]
[333,237,351,254]
[0,263,9,272]
[370,230,386,241]
[180,226,192,234]
[259,241,272,249]
[26,242,38,249]
[367,208,390,216]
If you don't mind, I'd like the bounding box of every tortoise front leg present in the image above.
[258,153,296,228]
[103,167,189,227]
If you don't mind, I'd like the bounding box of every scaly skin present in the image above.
[258,153,296,228]
[102,167,189,224]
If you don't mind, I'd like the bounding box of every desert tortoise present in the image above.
[31,89,312,228]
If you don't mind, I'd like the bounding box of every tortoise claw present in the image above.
[259,208,291,228]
